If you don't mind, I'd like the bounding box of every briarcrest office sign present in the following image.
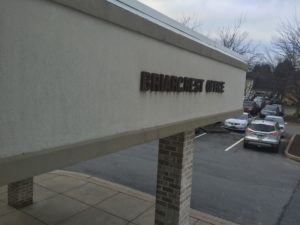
[140,71,225,93]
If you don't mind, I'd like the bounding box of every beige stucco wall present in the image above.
[0,0,246,159]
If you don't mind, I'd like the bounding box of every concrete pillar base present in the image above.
[155,130,195,225]
[8,177,33,209]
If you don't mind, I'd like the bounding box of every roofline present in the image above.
[49,0,248,71]
[111,0,246,62]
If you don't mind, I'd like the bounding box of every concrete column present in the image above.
[8,177,33,209]
[155,130,195,225]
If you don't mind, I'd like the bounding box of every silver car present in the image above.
[260,105,279,118]
[264,115,286,137]
[244,120,281,152]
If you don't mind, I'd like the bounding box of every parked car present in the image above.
[260,104,280,118]
[272,104,284,116]
[243,101,259,115]
[224,113,253,131]
[247,94,255,101]
[265,115,286,137]
[244,120,281,152]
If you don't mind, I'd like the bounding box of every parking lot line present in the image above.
[195,133,207,139]
[225,137,244,151]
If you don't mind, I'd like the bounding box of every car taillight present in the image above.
[270,131,279,136]
[246,128,252,135]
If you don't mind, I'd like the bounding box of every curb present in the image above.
[204,129,230,134]
[54,170,238,225]
[284,135,300,162]
[190,209,239,225]
[202,126,230,134]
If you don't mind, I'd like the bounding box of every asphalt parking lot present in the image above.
[66,124,300,225]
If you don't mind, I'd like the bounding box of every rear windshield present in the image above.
[264,105,277,110]
[249,123,275,132]
[243,101,254,106]
[265,117,284,124]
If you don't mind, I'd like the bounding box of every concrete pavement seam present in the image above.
[20,207,53,225]
[87,176,155,202]
[90,203,133,223]
[62,186,120,208]
[275,179,300,225]
[0,210,18,221]
[129,204,154,224]
[56,170,238,225]
[54,207,91,225]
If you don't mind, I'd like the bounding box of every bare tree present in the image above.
[177,14,259,69]
[219,16,248,54]
[178,13,202,32]
[261,47,280,71]
[218,15,259,70]
[273,14,300,116]
[273,14,300,68]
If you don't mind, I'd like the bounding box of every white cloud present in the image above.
[138,0,300,46]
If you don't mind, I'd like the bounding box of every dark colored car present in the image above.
[260,104,280,118]
[243,101,259,115]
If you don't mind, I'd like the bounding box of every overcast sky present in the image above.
[138,0,299,52]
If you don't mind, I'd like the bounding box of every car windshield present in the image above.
[249,123,275,132]
[265,117,284,124]
[235,115,248,120]
[243,101,254,106]
[264,105,277,111]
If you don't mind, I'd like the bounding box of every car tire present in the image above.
[243,141,249,148]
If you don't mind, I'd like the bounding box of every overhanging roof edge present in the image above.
[110,0,247,63]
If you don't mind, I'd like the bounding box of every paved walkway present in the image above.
[0,170,237,225]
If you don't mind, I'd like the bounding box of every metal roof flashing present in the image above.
[110,0,246,61]
[50,0,248,71]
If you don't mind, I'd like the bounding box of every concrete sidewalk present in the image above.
[0,170,237,225]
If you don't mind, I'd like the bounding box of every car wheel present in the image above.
[243,141,249,148]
